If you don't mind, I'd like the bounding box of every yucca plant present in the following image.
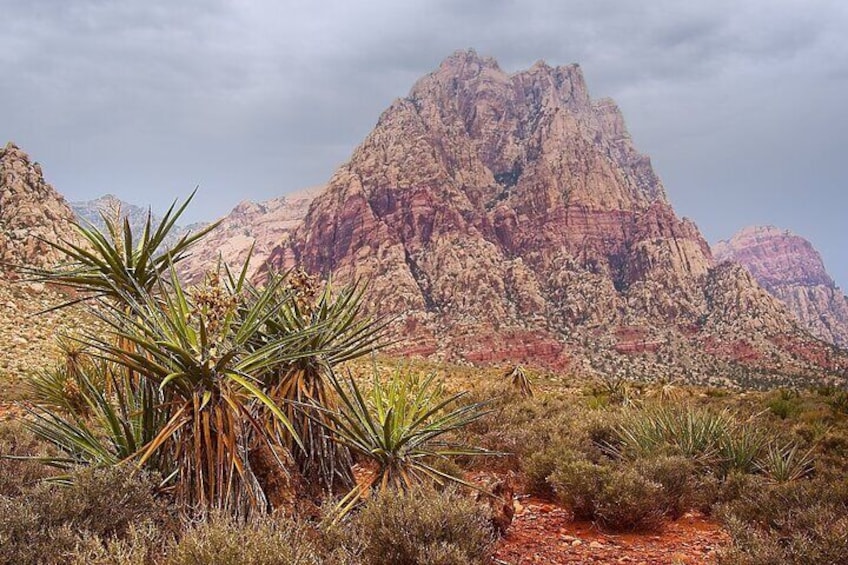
[504,365,533,398]
[319,368,490,517]
[756,442,815,483]
[68,267,330,515]
[608,404,733,465]
[19,190,218,310]
[719,424,769,476]
[245,269,392,494]
[25,363,169,476]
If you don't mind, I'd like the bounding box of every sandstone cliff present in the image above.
[0,142,78,269]
[263,51,844,386]
[715,226,848,348]
[179,187,320,284]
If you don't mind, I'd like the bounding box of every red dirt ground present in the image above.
[494,497,729,565]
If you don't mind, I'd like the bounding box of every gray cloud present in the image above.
[1,0,846,288]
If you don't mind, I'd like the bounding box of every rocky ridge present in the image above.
[0,143,100,395]
[263,50,846,386]
[177,187,320,284]
[715,226,848,348]
[0,142,78,269]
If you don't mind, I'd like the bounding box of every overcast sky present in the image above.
[2,0,846,289]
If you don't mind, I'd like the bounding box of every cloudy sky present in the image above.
[2,0,847,288]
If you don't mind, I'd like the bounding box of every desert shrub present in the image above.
[718,478,848,564]
[0,466,168,565]
[593,466,667,532]
[522,440,587,497]
[168,513,321,565]
[0,421,56,496]
[69,522,166,565]
[635,456,695,519]
[714,471,764,508]
[766,388,801,420]
[458,390,575,469]
[345,486,495,565]
[547,455,610,520]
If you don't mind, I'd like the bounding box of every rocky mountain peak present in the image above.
[0,142,78,270]
[257,52,847,385]
[714,225,848,347]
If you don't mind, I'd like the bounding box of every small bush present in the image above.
[169,513,321,565]
[0,421,56,496]
[766,389,801,420]
[522,443,581,497]
[70,522,166,565]
[347,486,495,565]
[718,479,848,564]
[636,456,695,519]
[548,456,609,520]
[593,466,667,532]
[0,466,167,565]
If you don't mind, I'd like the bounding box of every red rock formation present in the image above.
[715,226,848,348]
[262,51,846,386]
[0,142,78,270]
[179,187,321,284]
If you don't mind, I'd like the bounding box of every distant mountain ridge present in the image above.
[71,190,319,284]
[715,226,848,348]
[70,194,206,252]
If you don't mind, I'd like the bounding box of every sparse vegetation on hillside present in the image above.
[0,194,847,563]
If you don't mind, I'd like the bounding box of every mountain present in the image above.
[177,187,321,284]
[0,142,78,269]
[71,194,207,252]
[0,143,102,390]
[263,50,846,386]
[715,226,848,348]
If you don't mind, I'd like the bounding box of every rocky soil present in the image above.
[495,497,727,564]
[715,225,848,348]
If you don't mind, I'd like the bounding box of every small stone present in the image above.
[571,540,582,547]
[589,541,605,549]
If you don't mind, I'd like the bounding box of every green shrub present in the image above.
[593,466,667,532]
[636,456,695,519]
[766,389,801,420]
[548,456,609,520]
[347,486,495,565]
[522,444,580,497]
[0,466,168,565]
[169,513,320,565]
[718,479,848,564]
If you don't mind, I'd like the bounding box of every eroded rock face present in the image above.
[258,51,848,385]
[0,142,78,269]
[715,226,848,347]
[179,187,320,284]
